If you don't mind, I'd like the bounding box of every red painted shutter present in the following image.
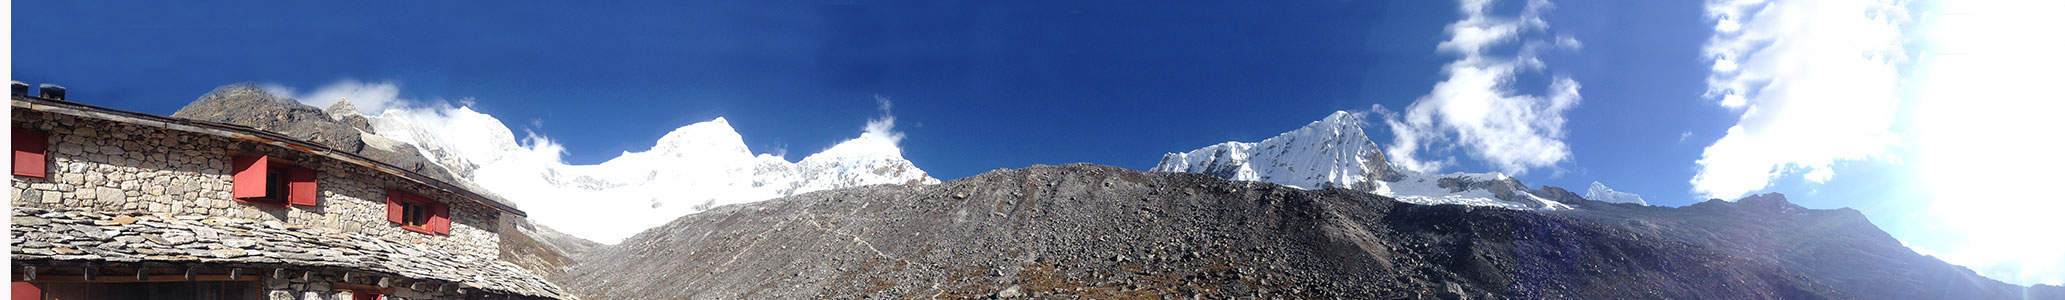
[288,166,319,206]
[232,155,269,199]
[12,282,41,300]
[430,202,451,235]
[385,189,405,224]
[13,129,48,178]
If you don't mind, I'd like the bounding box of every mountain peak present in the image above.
[1735,192,1804,213]
[1153,111,1393,190]
[1316,110,1361,126]
[1584,181,1649,205]
[1293,110,1366,137]
[646,118,750,157]
[1154,110,1594,210]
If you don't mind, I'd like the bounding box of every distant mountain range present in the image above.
[175,85,2065,298]
[362,103,936,244]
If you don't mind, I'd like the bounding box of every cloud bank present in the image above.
[1695,0,2065,286]
[264,80,410,116]
[1379,0,1582,176]
[1689,0,1910,199]
[269,80,936,244]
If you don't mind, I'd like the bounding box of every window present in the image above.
[231,155,319,206]
[350,290,382,300]
[13,129,47,178]
[385,189,450,235]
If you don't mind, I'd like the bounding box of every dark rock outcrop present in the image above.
[323,98,374,132]
[172,84,366,151]
[557,164,2062,299]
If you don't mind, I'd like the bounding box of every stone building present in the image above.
[9,86,571,299]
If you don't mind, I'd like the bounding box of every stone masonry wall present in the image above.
[11,109,502,261]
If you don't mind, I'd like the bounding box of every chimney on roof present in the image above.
[38,84,65,101]
[10,81,25,96]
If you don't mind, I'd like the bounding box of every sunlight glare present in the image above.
[1908,0,2065,286]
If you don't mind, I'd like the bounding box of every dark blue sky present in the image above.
[14,0,1720,206]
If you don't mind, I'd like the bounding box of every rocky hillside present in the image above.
[557,164,2063,299]
[170,84,460,187]
[1553,193,2054,299]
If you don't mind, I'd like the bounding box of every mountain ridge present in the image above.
[560,164,2063,299]
[1153,110,1572,210]
[361,97,939,244]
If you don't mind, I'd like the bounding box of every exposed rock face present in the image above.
[499,218,603,278]
[172,84,364,150]
[323,98,374,132]
[558,164,2063,299]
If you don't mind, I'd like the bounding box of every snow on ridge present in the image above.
[1153,110,1572,210]
[1153,110,1385,191]
[367,107,936,244]
[1585,181,1649,206]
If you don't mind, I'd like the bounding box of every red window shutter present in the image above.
[13,129,48,178]
[232,155,270,199]
[288,166,319,206]
[385,189,405,224]
[12,282,41,300]
[430,202,451,235]
[351,290,382,300]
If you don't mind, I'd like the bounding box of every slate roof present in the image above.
[10,207,572,298]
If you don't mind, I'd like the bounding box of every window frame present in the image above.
[13,128,48,178]
[385,189,450,235]
[231,155,319,207]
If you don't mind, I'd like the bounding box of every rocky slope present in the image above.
[1153,111,1572,210]
[559,164,2063,299]
[1553,193,2057,299]
[170,84,461,187]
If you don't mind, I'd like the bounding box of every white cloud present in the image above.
[1695,0,2065,286]
[1689,0,1910,200]
[265,80,408,115]
[1905,0,2065,286]
[1380,0,1582,176]
[863,95,903,144]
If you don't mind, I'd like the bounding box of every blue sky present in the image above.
[13,0,2061,286]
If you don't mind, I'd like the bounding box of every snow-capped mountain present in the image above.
[1153,111,1570,210]
[1585,181,1648,205]
[1152,111,1402,191]
[357,106,937,244]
